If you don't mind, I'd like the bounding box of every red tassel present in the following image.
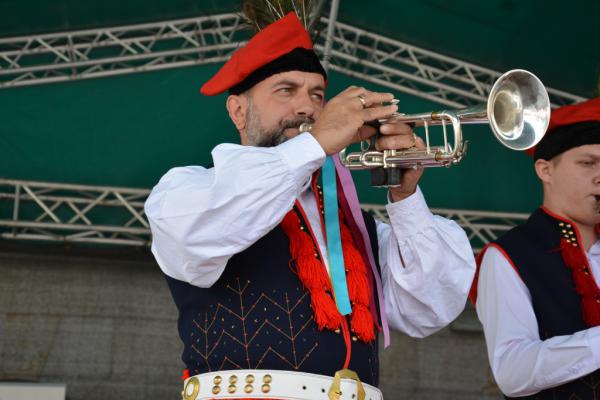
[311,290,343,330]
[341,240,367,274]
[346,270,370,306]
[560,238,600,326]
[350,304,375,342]
[281,203,376,343]
[339,214,374,340]
[296,256,332,290]
[282,214,308,254]
[290,233,314,257]
[282,210,342,331]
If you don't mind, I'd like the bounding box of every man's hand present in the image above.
[309,87,397,155]
[376,121,425,201]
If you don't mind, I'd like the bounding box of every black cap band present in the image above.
[229,47,327,96]
[534,121,600,160]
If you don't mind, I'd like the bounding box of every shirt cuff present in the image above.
[276,133,326,189]
[386,186,435,236]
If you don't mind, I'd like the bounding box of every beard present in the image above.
[244,99,314,147]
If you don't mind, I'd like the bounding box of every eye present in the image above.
[276,87,293,94]
[311,92,324,101]
[579,160,596,167]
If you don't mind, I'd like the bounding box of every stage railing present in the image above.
[0,179,528,251]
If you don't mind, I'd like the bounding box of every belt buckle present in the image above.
[328,369,365,400]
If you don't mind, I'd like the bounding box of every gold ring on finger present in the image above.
[357,94,367,109]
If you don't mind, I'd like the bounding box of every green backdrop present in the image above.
[1,0,597,212]
[0,65,541,211]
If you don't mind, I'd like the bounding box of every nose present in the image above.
[293,92,318,119]
[593,164,600,185]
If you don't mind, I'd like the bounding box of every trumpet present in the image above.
[339,69,551,186]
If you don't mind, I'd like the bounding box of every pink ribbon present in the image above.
[333,156,390,348]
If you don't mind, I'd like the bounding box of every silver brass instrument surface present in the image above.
[339,69,551,174]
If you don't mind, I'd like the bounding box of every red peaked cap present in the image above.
[526,97,600,158]
[201,12,323,96]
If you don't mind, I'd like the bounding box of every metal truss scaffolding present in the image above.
[317,18,585,108]
[362,204,528,252]
[0,179,150,246]
[0,13,585,108]
[0,179,527,250]
[0,12,579,248]
[0,14,245,88]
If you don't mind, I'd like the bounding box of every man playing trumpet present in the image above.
[145,4,475,399]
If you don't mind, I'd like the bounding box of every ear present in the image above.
[534,158,553,184]
[226,94,248,132]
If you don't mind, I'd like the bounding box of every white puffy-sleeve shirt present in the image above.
[476,243,600,397]
[145,132,476,338]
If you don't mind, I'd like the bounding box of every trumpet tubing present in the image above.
[339,69,551,171]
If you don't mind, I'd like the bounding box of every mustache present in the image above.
[279,116,315,130]
[259,117,315,147]
[252,117,316,148]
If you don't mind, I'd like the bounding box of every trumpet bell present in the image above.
[487,69,550,150]
[339,69,552,186]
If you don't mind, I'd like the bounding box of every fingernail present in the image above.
[390,99,400,105]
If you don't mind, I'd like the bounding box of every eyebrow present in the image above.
[577,153,600,160]
[272,79,325,92]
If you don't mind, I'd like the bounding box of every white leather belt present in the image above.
[182,369,383,400]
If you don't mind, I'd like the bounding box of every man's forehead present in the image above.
[264,71,326,88]
[574,144,600,156]
[564,144,600,158]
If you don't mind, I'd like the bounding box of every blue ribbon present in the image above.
[322,156,352,316]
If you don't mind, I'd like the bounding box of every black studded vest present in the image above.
[164,210,382,386]
[488,208,600,399]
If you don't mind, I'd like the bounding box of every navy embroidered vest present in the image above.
[164,210,381,386]
[492,208,600,399]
